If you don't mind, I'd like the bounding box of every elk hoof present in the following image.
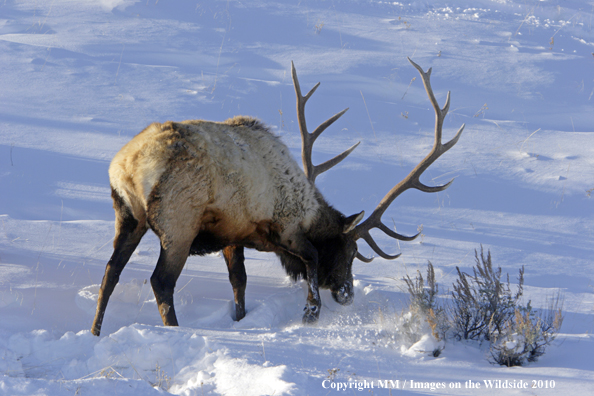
[91,321,102,336]
[332,283,354,306]
[302,304,320,324]
[235,302,246,321]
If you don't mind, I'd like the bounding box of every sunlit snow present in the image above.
[1,0,593,394]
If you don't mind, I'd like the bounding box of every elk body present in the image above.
[91,59,463,336]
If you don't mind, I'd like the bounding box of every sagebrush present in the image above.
[489,293,564,366]
[450,246,524,342]
[403,261,448,343]
[400,247,562,366]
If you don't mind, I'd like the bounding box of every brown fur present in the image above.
[91,116,359,336]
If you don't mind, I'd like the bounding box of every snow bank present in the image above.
[1,324,296,395]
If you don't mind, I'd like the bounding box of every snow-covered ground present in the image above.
[1,0,593,394]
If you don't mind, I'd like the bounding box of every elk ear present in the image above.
[343,211,365,234]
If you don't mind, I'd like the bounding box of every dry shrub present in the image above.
[403,261,447,355]
[450,246,524,342]
[489,293,564,367]
[399,247,562,365]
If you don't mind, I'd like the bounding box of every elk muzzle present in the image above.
[332,281,354,306]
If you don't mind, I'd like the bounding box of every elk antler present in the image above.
[291,61,360,182]
[352,57,465,262]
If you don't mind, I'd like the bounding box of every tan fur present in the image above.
[109,116,320,250]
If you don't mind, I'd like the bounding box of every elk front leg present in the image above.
[282,235,320,324]
[303,261,321,324]
[222,245,247,321]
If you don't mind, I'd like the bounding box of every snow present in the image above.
[1,0,594,394]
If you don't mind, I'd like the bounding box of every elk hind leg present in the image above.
[223,246,247,321]
[150,237,194,327]
[147,173,205,327]
[92,191,147,336]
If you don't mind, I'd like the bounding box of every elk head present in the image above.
[291,57,464,304]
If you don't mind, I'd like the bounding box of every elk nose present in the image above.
[332,282,354,306]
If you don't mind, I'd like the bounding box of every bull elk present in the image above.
[91,58,463,336]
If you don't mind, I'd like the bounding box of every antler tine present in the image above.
[315,141,361,177]
[352,58,464,261]
[360,231,402,261]
[356,252,374,263]
[291,61,319,104]
[377,222,420,241]
[291,61,359,182]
